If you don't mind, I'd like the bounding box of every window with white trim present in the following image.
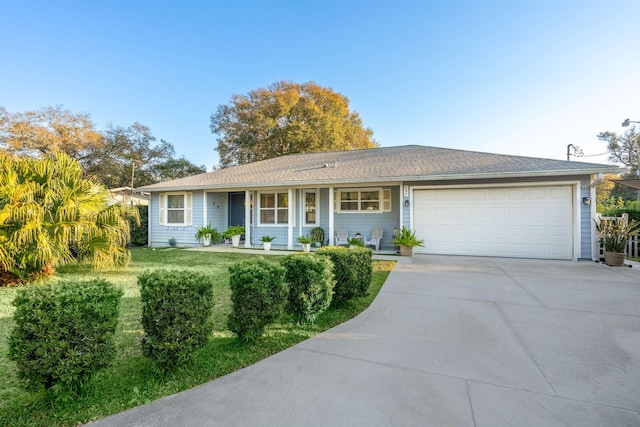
[335,188,392,213]
[159,192,192,226]
[258,192,289,225]
[336,189,374,212]
[303,190,318,226]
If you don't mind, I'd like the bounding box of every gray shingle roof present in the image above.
[140,145,619,191]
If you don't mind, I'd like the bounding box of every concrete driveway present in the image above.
[92,255,640,426]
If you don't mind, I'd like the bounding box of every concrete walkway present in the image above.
[91,256,640,426]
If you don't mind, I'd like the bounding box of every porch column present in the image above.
[244,190,251,248]
[202,190,207,227]
[328,186,334,246]
[288,188,294,249]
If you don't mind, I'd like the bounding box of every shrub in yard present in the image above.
[227,259,287,342]
[8,279,123,394]
[128,205,148,247]
[140,270,214,367]
[317,246,373,304]
[281,254,335,323]
[350,247,373,296]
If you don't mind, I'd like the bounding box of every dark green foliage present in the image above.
[317,246,373,304]
[281,254,335,324]
[129,205,148,247]
[598,198,640,222]
[311,227,325,245]
[8,279,122,394]
[227,259,287,342]
[139,270,214,367]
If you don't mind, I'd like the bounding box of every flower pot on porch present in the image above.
[399,245,413,256]
[203,235,211,247]
[231,234,241,248]
[604,251,626,266]
[302,243,311,252]
[263,242,272,251]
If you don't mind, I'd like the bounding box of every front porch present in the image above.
[185,242,400,258]
[201,185,402,251]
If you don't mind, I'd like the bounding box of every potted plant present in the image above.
[595,217,639,266]
[297,235,313,252]
[311,227,325,247]
[348,237,365,249]
[223,225,245,248]
[194,224,220,247]
[260,235,276,251]
[391,226,425,256]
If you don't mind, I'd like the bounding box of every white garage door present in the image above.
[412,186,574,260]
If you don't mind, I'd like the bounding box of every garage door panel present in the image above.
[413,186,573,260]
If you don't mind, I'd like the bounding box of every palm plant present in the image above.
[595,217,639,253]
[0,152,138,280]
[391,227,425,247]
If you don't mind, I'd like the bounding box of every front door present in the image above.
[228,192,245,227]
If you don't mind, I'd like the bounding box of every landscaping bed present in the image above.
[0,248,393,427]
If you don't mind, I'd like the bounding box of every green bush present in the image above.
[140,270,214,367]
[8,279,122,394]
[227,259,287,342]
[129,205,148,247]
[317,246,373,304]
[281,254,335,323]
[598,197,640,222]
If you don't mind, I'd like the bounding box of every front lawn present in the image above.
[0,248,394,427]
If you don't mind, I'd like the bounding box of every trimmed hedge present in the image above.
[140,270,214,367]
[228,259,287,343]
[8,279,122,393]
[281,254,335,324]
[317,246,373,304]
[129,205,148,247]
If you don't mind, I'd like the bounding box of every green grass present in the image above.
[0,248,394,426]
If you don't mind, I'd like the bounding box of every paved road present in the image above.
[91,255,640,426]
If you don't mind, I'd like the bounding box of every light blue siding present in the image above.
[149,191,204,247]
[206,192,228,235]
[579,176,593,259]
[333,186,400,250]
[147,174,595,258]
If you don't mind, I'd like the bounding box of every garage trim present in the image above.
[409,181,581,261]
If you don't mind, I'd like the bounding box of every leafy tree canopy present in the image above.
[210,81,377,168]
[598,126,640,175]
[0,105,103,159]
[81,122,205,188]
[1,107,207,188]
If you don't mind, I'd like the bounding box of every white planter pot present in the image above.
[302,243,311,252]
[231,234,241,248]
[263,242,272,251]
[203,235,211,247]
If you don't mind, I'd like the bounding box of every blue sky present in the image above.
[1,0,639,170]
